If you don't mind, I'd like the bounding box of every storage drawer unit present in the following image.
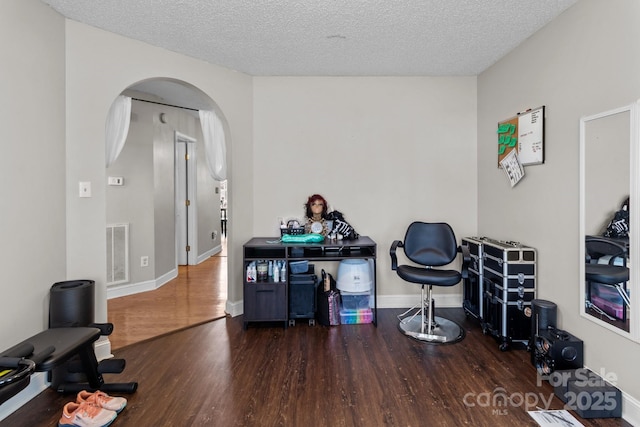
[339,308,373,324]
[288,267,318,326]
[244,282,287,328]
[481,238,537,351]
[242,242,288,330]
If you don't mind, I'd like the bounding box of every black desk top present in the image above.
[244,236,376,248]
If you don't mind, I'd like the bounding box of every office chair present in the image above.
[584,236,630,320]
[390,222,470,343]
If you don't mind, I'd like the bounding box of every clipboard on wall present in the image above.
[497,106,545,166]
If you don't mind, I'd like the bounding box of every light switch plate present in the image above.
[79,181,92,198]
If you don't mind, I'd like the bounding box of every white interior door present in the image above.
[175,132,198,266]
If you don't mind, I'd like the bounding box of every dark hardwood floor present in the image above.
[1,309,631,426]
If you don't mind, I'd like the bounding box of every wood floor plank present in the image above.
[107,250,228,349]
[1,309,632,426]
[1,246,633,427]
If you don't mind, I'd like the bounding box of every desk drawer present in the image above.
[244,283,287,322]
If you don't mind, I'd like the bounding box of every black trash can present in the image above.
[49,280,95,328]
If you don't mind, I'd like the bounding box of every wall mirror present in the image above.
[580,101,640,339]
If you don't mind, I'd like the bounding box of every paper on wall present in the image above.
[499,149,525,187]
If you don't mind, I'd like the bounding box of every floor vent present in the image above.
[107,223,129,285]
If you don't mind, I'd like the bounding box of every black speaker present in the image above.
[533,328,584,376]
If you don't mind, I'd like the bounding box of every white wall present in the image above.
[253,77,478,302]
[0,1,66,417]
[63,20,254,324]
[0,2,253,415]
[106,100,157,284]
[0,0,66,346]
[478,0,640,418]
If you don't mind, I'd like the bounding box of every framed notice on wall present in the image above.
[497,106,545,166]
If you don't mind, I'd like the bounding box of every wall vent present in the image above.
[107,223,129,286]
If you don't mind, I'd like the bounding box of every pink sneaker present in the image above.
[58,401,117,427]
[77,390,127,413]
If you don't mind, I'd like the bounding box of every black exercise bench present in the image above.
[0,327,137,405]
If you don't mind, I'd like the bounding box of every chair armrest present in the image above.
[458,244,470,279]
[389,240,403,271]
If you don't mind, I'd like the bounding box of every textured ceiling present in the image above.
[40,0,577,76]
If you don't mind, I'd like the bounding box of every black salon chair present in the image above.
[390,222,470,343]
[585,236,630,319]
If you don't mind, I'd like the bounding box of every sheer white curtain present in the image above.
[105,95,132,168]
[199,109,227,181]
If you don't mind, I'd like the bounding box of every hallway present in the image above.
[107,239,228,350]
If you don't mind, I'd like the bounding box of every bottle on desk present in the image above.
[246,262,256,282]
[273,262,280,282]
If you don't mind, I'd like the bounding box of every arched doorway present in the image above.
[105,78,230,348]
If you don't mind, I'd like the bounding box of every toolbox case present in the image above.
[462,237,485,320]
[480,238,537,351]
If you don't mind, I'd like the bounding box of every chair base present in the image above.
[398,314,464,344]
[397,283,464,344]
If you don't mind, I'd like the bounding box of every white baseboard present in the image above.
[376,293,462,309]
[621,391,640,426]
[107,268,178,299]
[197,245,221,263]
[107,249,223,300]
[226,299,243,317]
[95,335,113,360]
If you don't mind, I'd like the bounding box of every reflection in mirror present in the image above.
[580,102,639,338]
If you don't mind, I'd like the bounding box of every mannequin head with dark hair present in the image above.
[304,194,330,236]
[305,194,328,220]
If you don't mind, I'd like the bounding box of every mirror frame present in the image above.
[580,100,640,340]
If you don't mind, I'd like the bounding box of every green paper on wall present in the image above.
[498,123,511,133]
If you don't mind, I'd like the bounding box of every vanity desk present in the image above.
[242,236,377,329]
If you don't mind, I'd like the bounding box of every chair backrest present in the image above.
[403,222,458,267]
[585,236,628,265]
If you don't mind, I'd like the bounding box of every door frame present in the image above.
[175,131,198,266]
